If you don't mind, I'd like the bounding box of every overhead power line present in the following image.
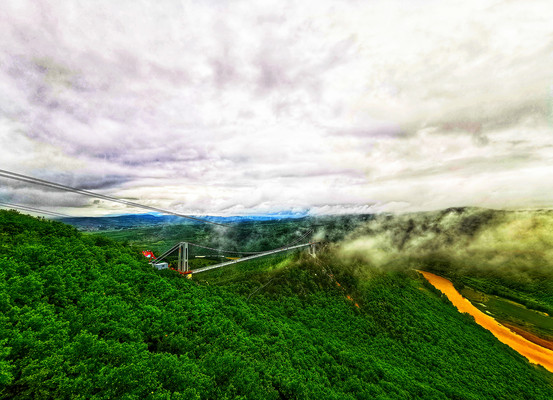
[0,201,70,217]
[0,169,316,236]
[0,168,230,227]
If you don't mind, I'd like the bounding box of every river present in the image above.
[418,270,553,373]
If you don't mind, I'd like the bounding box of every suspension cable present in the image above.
[0,168,231,227]
[0,201,70,217]
[153,229,314,263]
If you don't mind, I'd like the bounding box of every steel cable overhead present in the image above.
[188,229,313,255]
[0,168,316,239]
[0,168,231,227]
[282,229,314,247]
[188,242,265,255]
[188,233,308,255]
[156,229,314,261]
[0,201,70,217]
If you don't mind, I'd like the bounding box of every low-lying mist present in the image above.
[334,207,553,289]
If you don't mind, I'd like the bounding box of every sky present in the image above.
[0,0,552,217]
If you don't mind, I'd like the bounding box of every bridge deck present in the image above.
[190,242,313,274]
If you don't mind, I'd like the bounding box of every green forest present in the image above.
[88,214,371,256]
[336,207,553,340]
[1,210,552,399]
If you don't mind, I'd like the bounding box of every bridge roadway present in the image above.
[189,242,314,274]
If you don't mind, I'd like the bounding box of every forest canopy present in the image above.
[1,210,552,399]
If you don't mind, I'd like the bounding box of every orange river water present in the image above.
[418,270,553,373]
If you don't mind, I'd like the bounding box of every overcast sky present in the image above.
[1,0,552,216]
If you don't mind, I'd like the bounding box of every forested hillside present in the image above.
[1,210,552,399]
[87,213,372,257]
[339,208,553,315]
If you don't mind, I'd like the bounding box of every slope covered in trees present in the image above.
[338,208,553,337]
[1,210,552,399]
[86,214,372,257]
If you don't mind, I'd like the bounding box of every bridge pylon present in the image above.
[177,242,189,272]
[309,242,317,258]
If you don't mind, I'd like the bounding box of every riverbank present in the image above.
[418,270,553,373]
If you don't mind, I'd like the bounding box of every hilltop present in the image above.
[58,212,310,232]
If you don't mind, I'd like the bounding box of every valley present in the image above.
[1,208,552,399]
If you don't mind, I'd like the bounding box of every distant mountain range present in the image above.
[58,211,309,231]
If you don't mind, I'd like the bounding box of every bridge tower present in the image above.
[309,242,317,258]
[177,242,189,272]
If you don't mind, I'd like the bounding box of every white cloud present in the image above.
[0,0,552,216]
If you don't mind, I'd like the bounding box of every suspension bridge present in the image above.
[144,231,318,276]
[0,168,319,277]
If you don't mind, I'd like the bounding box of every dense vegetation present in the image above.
[339,208,553,317]
[85,214,372,256]
[1,210,552,399]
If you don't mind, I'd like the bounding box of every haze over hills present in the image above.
[83,206,553,355]
[58,211,310,231]
[1,209,553,399]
